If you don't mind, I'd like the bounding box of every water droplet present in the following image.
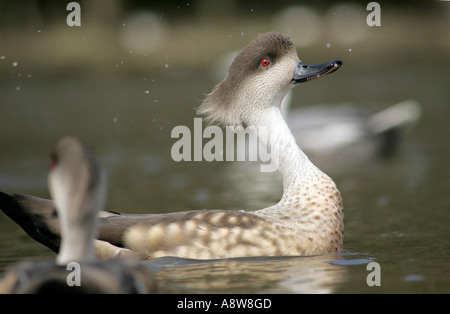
[403,274,424,282]
[1,56,5,60]
[241,32,245,36]
[193,188,210,203]
[326,42,331,48]
[376,196,390,207]
[37,29,42,33]
[12,61,18,67]
[348,48,352,52]
[15,86,21,91]
[164,63,169,68]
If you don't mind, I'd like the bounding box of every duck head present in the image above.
[198,32,341,126]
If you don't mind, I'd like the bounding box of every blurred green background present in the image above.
[0,0,448,72]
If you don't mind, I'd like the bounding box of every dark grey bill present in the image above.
[292,60,342,83]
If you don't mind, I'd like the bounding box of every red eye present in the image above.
[49,154,57,169]
[260,58,270,67]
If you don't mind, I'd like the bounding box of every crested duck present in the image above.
[0,32,344,259]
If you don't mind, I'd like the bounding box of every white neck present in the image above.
[51,178,100,265]
[57,217,97,265]
[244,105,319,200]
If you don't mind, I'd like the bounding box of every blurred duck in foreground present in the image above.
[0,136,157,294]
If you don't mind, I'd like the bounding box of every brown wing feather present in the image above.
[122,210,280,259]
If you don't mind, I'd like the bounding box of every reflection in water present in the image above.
[147,254,347,293]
